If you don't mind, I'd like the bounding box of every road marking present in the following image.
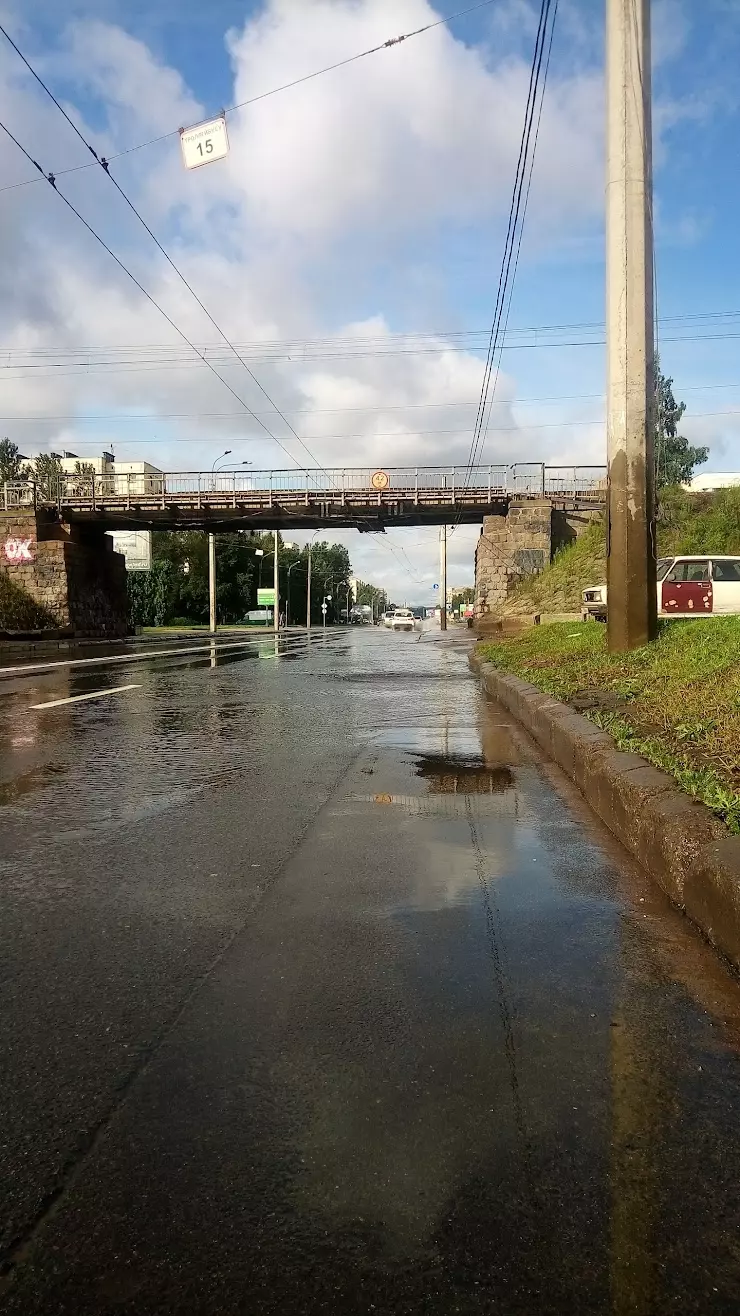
[0,632,344,679]
[29,684,141,710]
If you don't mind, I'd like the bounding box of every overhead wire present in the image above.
[476,0,557,469]
[0,25,336,486]
[463,0,557,491]
[0,0,497,195]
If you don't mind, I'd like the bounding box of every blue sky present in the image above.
[2,0,740,595]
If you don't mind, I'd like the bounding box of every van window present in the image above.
[711,559,740,582]
[665,560,710,584]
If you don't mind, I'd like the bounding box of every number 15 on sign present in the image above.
[180,115,229,170]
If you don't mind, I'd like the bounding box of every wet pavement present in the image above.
[2,625,740,1313]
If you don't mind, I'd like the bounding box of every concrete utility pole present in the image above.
[208,532,216,634]
[439,524,448,631]
[273,529,279,634]
[306,543,312,632]
[606,0,657,651]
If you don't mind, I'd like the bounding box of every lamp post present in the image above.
[306,530,320,634]
[286,560,304,628]
[207,451,231,633]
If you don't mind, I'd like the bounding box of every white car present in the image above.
[390,608,415,632]
[382,610,395,628]
[582,555,740,620]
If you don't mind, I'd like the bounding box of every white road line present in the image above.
[0,632,338,679]
[29,684,142,710]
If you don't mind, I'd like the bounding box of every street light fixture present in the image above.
[286,559,305,627]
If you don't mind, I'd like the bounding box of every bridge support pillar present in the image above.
[0,511,127,637]
[475,500,552,626]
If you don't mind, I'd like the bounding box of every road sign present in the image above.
[107,530,151,571]
[257,587,276,606]
[180,115,229,170]
[371,470,390,491]
[432,583,439,591]
[321,603,328,614]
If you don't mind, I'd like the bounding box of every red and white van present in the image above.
[582,555,740,621]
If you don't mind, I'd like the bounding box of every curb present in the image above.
[470,652,740,971]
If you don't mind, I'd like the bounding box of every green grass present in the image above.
[478,618,740,832]
[504,521,605,615]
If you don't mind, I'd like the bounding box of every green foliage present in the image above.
[657,484,740,554]
[504,521,607,615]
[127,560,177,627]
[655,363,708,487]
[131,531,354,626]
[0,573,57,631]
[0,438,27,484]
[450,586,475,611]
[354,579,387,612]
[479,617,740,832]
[32,453,63,501]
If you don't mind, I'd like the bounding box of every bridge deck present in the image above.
[3,465,606,532]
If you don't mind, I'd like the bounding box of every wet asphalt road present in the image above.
[2,624,740,1313]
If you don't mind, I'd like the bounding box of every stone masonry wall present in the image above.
[0,513,127,636]
[475,500,552,621]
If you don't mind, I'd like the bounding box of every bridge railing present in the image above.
[2,464,608,510]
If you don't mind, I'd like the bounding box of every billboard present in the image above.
[108,531,152,571]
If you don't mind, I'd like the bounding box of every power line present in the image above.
[0,0,497,195]
[0,25,336,484]
[463,0,557,487]
[4,310,740,362]
[477,0,557,468]
[5,307,740,357]
[7,329,740,384]
[0,118,340,481]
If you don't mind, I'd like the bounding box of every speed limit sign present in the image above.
[180,115,229,170]
[371,470,390,491]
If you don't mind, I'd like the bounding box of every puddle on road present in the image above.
[413,751,514,795]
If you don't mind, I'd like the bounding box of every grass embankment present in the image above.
[502,485,740,616]
[504,521,605,615]
[479,620,740,833]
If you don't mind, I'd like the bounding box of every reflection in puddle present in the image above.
[414,752,514,796]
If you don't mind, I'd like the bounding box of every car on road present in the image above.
[582,555,740,621]
[382,609,396,628]
[389,608,416,632]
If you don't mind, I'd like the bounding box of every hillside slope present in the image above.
[502,486,740,616]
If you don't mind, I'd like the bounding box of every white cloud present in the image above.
[0,0,611,596]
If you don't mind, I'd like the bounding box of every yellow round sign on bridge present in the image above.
[371,470,390,491]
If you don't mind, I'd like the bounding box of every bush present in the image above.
[0,573,57,631]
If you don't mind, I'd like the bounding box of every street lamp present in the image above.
[211,450,232,484]
[286,560,305,628]
[306,529,321,634]
[207,451,231,633]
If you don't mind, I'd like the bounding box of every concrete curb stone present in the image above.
[470,652,740,971]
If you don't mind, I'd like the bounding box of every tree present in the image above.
[354,580,387,615]
[32,453,63,501]
[655,363,708,487]
[0,438,27,484]
[450,586,475,613]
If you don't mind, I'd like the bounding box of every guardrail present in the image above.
[2,464,607,512]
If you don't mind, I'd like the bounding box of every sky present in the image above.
[2,0,740,601]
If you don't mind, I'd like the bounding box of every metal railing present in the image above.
[2,464,607,512]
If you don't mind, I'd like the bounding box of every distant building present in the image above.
[54,452,163,497]
[688,473,740,492]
